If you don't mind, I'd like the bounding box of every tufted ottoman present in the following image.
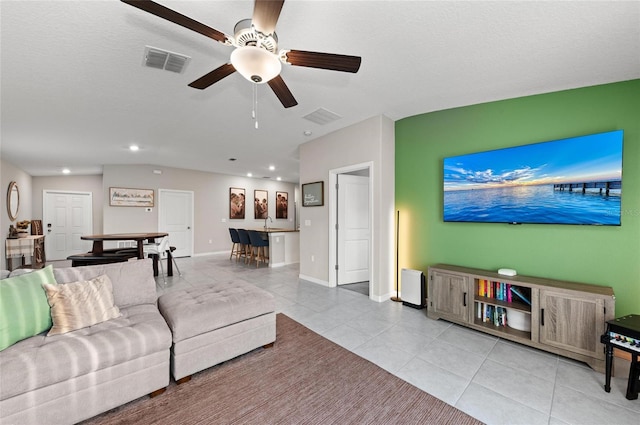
[158,281,276,382]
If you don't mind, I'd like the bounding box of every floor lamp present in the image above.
[391,210,402,302]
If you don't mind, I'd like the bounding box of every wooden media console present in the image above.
[427,264,615,372]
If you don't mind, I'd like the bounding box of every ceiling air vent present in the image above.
[143,46,190,74]
[303,108,342,125]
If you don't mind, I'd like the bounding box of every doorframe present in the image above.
[328,161,374,297]
[42,190,93,260]
[157,188,194,257]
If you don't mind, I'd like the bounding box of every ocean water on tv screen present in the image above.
[443,184,621,225]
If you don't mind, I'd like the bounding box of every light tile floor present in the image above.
[95,254,640,425]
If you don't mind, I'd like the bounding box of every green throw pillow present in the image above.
[0,265,56,351]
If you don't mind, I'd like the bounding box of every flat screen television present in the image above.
[443,130,623,225]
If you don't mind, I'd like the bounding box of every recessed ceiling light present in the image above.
[269,165,275,171]
[276,177,282,181]
[247,172,253,177]
[129,145,140,152]
[303,130,313,136]
[62,168,70,174]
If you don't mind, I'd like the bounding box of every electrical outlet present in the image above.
[305,220,311,226]
[311,255,315,262]
[208,239,212,244]
[221,218,226,222]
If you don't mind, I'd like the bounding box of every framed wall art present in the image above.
[276,191,288,219]
[109,187,154,207]
[302,181,324,207]
[254,190,268,219]
[229,187,246,219]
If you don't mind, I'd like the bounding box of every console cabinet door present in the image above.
[429,271,470,323]
[539,290,606,359]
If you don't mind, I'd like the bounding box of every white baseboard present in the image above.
[299,274,330,287]
[192,251,227,257]
[371,291,393,303]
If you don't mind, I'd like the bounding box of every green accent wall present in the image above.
[396,80,640,316]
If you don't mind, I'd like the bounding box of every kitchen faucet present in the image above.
[264,216,272,230]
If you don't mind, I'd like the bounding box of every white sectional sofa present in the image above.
[0,259,172,425]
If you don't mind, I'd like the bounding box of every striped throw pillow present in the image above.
[42,274,121,336]
[0,265,56,351]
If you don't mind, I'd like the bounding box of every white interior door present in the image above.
[43,191,93,260]
[337,174,370,285]
[158,189,193,257]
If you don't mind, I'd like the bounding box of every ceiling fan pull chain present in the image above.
[253,83,259,129]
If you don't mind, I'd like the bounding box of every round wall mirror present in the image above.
[7,181,19,221]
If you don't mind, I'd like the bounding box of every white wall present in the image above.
[1,159,33,263]
[1,159,296,261]
[31,174,103,234]
[298,115,395,300]
[102,164,297,254]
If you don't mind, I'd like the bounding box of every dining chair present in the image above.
[236,229,252,264]
[247,230,269,267]
[228,228,241,261]
[143,236,181,283]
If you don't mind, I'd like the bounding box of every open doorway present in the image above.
[329,163,372,298]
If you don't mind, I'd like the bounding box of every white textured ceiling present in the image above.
[2,1,639,183]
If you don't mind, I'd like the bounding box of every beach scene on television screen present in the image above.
[443,130,623,225]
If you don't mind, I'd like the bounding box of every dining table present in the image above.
[79,232,176,277]
[81,232,168,259]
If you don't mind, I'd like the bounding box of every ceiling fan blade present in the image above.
[121,0,228,44]
[252,0,285,36]
[268,75,298,108]
[188,63,237,89]
[284,50,361,73]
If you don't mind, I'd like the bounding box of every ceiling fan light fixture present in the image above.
[231,46,281,84]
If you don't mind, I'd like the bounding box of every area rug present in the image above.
[83,314,482,424]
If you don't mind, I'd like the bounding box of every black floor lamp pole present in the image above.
[391,209,402,302]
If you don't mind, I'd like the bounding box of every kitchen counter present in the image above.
[249,228,299,233]
[247,228,299,267]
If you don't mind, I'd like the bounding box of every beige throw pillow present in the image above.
[42,274,121,336]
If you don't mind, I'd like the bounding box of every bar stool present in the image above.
[228,228,241,261]
[236,229,252,264]
[248,230,269,267]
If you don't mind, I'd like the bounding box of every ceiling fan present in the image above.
[121,0,362,108]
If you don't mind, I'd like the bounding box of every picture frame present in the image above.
[254,190,268,219]
[229,187,246,219]
[302,181,324,207]
[276,191,288,219]
[109,187,154,207]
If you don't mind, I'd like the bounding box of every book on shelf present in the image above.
[509,286,532,306]
[478,279,485,297]
[476,302,509,327]
[480,281,514,303]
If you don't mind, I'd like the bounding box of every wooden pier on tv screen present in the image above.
[553,180,621,196]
